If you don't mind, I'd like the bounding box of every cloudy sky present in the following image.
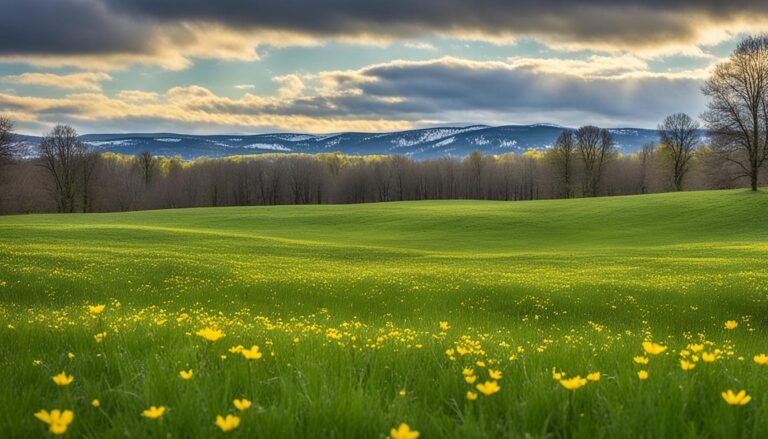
[0,0,765,134]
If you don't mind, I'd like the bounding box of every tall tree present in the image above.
[465,151,483,199]
[136,151,157,187]
[658,113,700,191]
[80,149,98,213]
[0,117,15,166]
[702,34,768,191]
[38,125,88,213]
[639,142,655,194]
[576,126,615,197]
[550,130,576,198]
[0,117,16,213]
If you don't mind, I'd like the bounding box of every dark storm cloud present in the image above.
[104,0,765,40]
[1,0,768,57]
[340,61,706,123]
[174,58,706,126]
[0,0,152,55]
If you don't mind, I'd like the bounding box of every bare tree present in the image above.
[550,130,576,198]
[465,151,484,199]
[0,117,15,166]
[702,34,768,191]
[0,117,17,212]
[3,139,762,215]
[576,126,615,197]
[136,151,157,187]
[639,142,656,194]
[658,113,700,191]
[38,125,88,213]
[80,148,98,212]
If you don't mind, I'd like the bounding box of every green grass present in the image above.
[1,189,767,438]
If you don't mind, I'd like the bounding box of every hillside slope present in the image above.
[2,189,765,253]
[1,189,767,438]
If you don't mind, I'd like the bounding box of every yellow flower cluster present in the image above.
[34,410,74,435]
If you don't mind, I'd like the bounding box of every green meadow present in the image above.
[1,189,767,438]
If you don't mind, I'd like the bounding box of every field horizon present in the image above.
[2,189,767,437]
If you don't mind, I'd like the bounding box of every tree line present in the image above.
[1,34,768,215]
[0,118,756,215]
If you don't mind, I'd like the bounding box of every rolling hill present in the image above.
[0,189,767,437]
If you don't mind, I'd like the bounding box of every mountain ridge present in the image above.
[14,124,694,160]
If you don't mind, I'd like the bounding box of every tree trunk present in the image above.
[751,169,758,191]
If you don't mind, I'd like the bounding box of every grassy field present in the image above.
[1,189,767,438]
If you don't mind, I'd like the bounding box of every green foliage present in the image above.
[0,189,767,437]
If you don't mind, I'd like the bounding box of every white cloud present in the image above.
[3,54,711,135]
[3,72,112,91]
[116,90,160,102]
[404,42,437,51]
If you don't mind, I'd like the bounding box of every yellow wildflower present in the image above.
[88,304,105,315]
[466,391,478,400]
[638,370,649,380]
[702,352,717,363]
[34,409,74,435]
[633,356,649,365]
[721,390,751,406]
[587,372,601,381]
[142,406,166,419]
[465,375,477,384]
[489,369,503,380]
[475,380,501,396]
[439,321,450,330]
[215,414,241,432]
[680,360,696,371]
[196,327,225,342]
[559,376,588,391]
[179,369,194,380]
[52,371,74,387]
[390,423,419,439]
[642,341,667,355]
[91,400,100,408]
[399,390,407,397]
[241,345,263,360]
[94,332,107,343]
[233,399,252,411]
[724,320,738,330]
[754,353,768,366]
[462,368,474,376]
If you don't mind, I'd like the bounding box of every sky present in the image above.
[0,0,765,135]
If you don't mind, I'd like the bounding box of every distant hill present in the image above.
[15,124,696,160]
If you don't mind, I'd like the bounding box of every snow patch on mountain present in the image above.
[470,136,491,146]
[609,129,639,136]
[84,140,136,147]
[242,143,292,151]
[391,126,486,148]
[274,134,316,142]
